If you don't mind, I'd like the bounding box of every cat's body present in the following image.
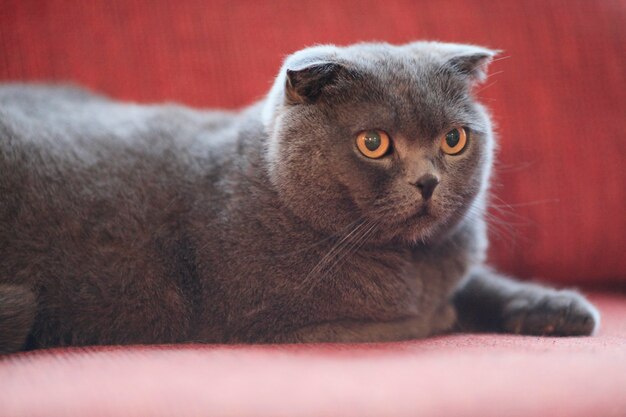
[0,42,599,353]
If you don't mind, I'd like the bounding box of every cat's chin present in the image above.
[370,209,442,244]
[374,202,460,245]
[395,216,442,244]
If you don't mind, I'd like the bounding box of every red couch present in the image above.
[1,0,625,415]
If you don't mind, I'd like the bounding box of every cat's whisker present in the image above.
[302,217,382,296]
[490,198,560,209]
[483,70,504,80]
[474,79,499,94]
[263,217,365,259]
[489,55,512,63]
[493,159,537,173]
[323,218,376,267]
[321,219,381,281]
[459,201,508,240]
[312,221,380,290]
[487,195,547,227]
[474,205,529,246]
[299,218,369,292]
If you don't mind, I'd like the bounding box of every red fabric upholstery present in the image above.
[1,292,625,416]
[1,0,624,284]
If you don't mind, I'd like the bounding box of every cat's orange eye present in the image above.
[356,130,390,159]
[440,127,468,155]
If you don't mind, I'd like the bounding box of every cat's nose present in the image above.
[412,174,439,200]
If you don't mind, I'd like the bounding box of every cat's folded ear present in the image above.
[262,46,346,130]
[409,42,500,84]
[284,61,345,104]
[446,48,498,84]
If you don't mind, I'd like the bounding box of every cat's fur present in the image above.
[0,42,599,353]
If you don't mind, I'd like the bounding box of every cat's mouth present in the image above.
[417,203,431,216]
[387,201,434,227]
[406,203,434,224]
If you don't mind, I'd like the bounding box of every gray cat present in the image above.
[0,41,599,353]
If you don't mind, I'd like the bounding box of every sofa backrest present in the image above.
[1,0,624,284]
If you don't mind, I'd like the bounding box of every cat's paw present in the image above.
[502,289,600,336]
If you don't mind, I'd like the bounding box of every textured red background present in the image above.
[1,0,625,284]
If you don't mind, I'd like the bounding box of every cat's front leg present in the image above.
[453,266,600,336]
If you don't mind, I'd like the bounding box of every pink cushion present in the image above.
[2,291,625,416]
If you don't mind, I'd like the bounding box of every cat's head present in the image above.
[262,41,497,244]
